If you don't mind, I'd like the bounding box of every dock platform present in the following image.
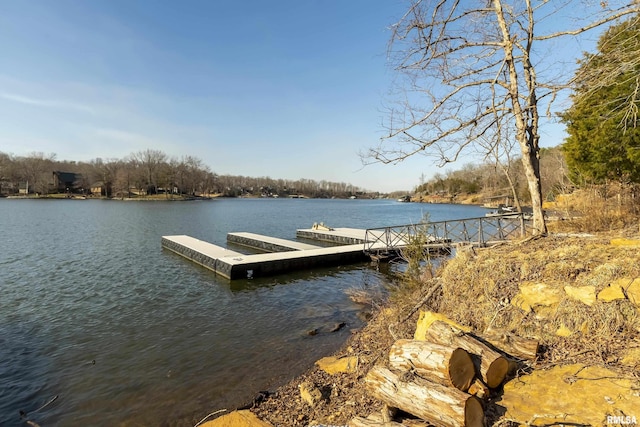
[161,235,244,279]
[162,234,369,280]
[217,244,369,279]
[227,232,320,252]
[163,215,527,279]
[296,227,370,244]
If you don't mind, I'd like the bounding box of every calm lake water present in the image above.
[0,198,487,426]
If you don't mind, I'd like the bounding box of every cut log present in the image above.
[348,413,427,426]
[467,378,489,399]
[482,328,539,361]
[349,414,407,426]
[414,310,471,340]
[389,339,475,392]
[381,404,396,423]
[365,366,484,427]
[421,321,509,388]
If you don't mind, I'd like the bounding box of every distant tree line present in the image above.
[415,146,571,204]
[0,149,372,199]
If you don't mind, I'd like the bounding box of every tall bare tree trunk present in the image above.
[522,149,546,233]
[494,0,547,234]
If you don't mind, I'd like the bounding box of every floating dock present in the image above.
[163,215,526,280]
[162,230,372,280]
[227,232,320,252]
[161,235,244,279]
[296,227,369,244]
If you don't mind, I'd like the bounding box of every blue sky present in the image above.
[0,1,600,192]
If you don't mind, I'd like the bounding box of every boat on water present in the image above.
[485,205,533,219]
[397,195,411,203]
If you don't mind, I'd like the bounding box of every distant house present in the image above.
[90,181,111,197]
[18,182,31,195]
[0,180,12,196]
[52,171,82,193]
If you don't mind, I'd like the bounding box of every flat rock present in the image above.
[499,364,640,426]
[299,381,324,407]
[610,238,640,247]
[199,410,273,427]
[598,283,626,302]
[511,282,563,316]
[563,285,596,306]
[315,356,358,375]
[625,278,640,306]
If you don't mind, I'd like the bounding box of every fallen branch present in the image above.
[194,409,227,427]
[399,280,443,325]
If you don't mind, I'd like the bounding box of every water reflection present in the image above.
[0,323,53,427]
[0,198,486,426]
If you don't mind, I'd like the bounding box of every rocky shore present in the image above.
[200,226,640,427]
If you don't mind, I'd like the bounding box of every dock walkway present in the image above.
[161,235,244,279]
[163,215,529,280]
[227,232,320,252]
[162,230,370,280]
[296,227,380,245]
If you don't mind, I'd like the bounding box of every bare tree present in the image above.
[112,163,134,199]
[19,152,57,195]
[477,116,523,211]
[540,146,571,199]
[131,149,167,194]
[182,155,206,196]
[0,152,16,194]
[367,0,640,234]
[100,158,126,197]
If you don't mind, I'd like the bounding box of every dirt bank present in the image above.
[242,226,640,426]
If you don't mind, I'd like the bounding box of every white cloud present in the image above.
[91,127,157,145]
[0,92,95,114]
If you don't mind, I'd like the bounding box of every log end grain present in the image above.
[448,348,475,392]
[486,357,509,389]
[464,396,485,427]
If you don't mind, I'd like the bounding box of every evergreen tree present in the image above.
[562,15,640,184]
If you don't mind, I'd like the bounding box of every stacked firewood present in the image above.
[350,319,538,427]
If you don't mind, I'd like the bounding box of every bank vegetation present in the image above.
[239,188,640,427]
[0,149,372,199]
